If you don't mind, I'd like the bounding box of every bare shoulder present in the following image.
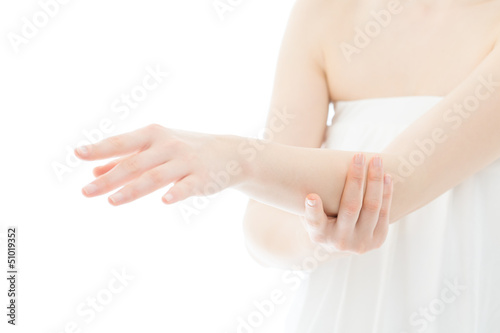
[282,0,340,71]
[285,0,337,35]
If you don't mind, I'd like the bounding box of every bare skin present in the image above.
[75,0,500,269]
[244,0,500,268]
[324,0,500,99]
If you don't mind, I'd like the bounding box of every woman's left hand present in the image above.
[300,154,394,254]
[75,124,245,205]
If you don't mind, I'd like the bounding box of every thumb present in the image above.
[304,193,327,230]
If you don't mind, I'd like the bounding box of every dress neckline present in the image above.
[333,95,445,104]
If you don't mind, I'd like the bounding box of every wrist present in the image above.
[211,134,250,189]
[227,134,258,188]
[226,134,276,191]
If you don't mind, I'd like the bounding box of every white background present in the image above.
[0,0,301,332]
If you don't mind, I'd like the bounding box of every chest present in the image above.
[319,2,500,100]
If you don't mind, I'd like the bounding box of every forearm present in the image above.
[234,140,409,220]
[235,45,500,222]
[234,108,500,222]
[233,106,499,224]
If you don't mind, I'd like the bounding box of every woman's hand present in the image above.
[75,124,245,205]
[301,154,394,254]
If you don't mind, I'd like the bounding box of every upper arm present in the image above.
[242,0,330,267]
[264,0,330,147]
[383,39,500,221]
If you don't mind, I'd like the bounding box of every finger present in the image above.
[303,193,329,243]
[373,174,393,245]
[75,125,153,161]
[82,149,166,197]
[108,160,188,205]
[355,156,384,236]
[93,152,141,177]
[162,175,198,204]
[335,153,366,236]
[92,156,127,177]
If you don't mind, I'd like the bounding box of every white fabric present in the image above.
[284,96,500,333]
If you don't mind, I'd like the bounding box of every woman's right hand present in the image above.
[300,154,394,255]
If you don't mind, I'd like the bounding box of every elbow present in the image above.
[242,200,332,271]
[242,213,288,269]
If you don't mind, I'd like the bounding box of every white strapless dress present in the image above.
[284,96,500,333]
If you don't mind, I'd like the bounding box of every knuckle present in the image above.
[350,173,365,187]
[94,178,110,192]
[183,152,198,164]
[355,244,369,254]
[147,123,164,132]
[343,202,362,217]
[107,136,124,149]
[127,186,141,200]
[180,179,195,197]
[378,208,389,220]
[383,191,393,201]
[353,239,372,254]
[147,148,164,161]
[121,158,141,174]
[363,199,382,212]
[306,216,321,229]
[163,139,183,153]
[368,172,383,182]
[334,238,349,251]
[310,232,326,244]
[146,168,165,184]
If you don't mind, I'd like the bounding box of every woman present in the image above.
[75,0,500,331]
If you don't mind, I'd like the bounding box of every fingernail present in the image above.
[76,145,89,156]
[82,184,97,195]
[109,193,123,205]
[306,196,316,207]
[384,174,392,184]
[163,193,173,203]
[373,156,382,168]
[354,153,365,166]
